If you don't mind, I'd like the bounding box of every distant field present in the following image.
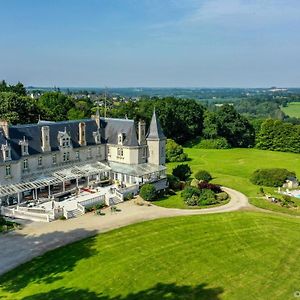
[1,212,300,300]
[155,148,300,215]
[281,102,300,118]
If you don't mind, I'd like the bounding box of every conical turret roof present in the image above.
[146,110,166,140]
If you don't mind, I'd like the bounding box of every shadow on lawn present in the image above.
[21,283,223,300]
[0,228,98,293]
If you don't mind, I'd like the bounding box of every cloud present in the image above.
[184,0,300,26]
[149,0,300,31]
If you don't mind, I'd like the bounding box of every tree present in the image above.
[140,184,156,201]
[110,97,205,144]
[38,92,73,121]
[172,164,191,181]
[194,170,212,182]
[203,105,255,148]
[166,139,188,162]
[0,92,40,124]
[256,119,300,153]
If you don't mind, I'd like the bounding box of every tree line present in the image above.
[2,80,300,153]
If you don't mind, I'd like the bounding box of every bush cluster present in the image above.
[198,181,221,193]
[196,138,231,149]
[250,168,296,187]
[181,187,217,206]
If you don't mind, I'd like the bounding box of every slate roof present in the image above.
[146,110,166,140]
[0,117,139,162]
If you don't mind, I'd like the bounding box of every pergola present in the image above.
[109,162,166,184]
[0,162,111,200]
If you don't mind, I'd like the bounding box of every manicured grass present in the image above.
[160,148,300,215]
[1,212,300,300]
[281,102,300,118]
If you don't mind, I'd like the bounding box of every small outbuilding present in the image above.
[283,177,299,189]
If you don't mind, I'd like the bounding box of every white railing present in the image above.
[17,206,47,214]
[1,206,50,222]
[115,190,124,201]
[77,203,85,214]
[79,195,105,208]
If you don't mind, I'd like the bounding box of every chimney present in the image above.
[79,122,86,146]
[138,120,146,145]
[0,120,9,138]
[41,126,51,152]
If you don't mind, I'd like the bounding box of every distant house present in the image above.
[283,177,299,189]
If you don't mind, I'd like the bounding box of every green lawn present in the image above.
[158,148,300,215]
[1,212,300,300]
[281,102,300,118]
[0,212,300,300]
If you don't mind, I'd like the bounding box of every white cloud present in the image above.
[149,0,300,31]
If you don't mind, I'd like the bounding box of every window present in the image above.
[118,133,125,145]
[5,165,11,176]
[19,137,29,156]
[76,151,80,160]
[62,137,70,148]
[143,147,147,157]
[23,159,28,170]
[1,142,11,161]
[52,154,57,164]
[38,156,42,166]
[63,152,70,162]
[23,145,28,155]
[117,147,124,157]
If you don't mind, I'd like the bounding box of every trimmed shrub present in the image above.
[194,170,212,182]
[166,139,188,162]
[250,168,296,187]
[140,184,156,201]
[172,164,191,181]
[197,138,231,149]
[167,174,181,190]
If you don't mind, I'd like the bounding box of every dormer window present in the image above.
[118,133,125,145]
[19,136,29,156]
[93,131,101,144]
[1,141,11,161]
[58,129,72,149]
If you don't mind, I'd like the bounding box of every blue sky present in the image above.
[0,0,299,87]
